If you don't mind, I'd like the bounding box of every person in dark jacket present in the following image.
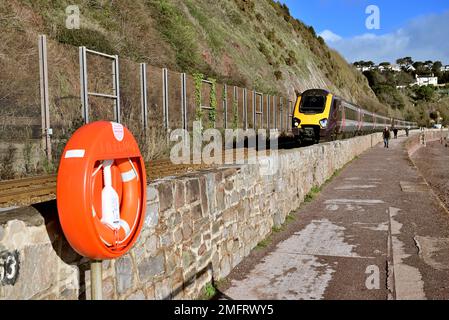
[393,127,398,139]
[383,127,391,148]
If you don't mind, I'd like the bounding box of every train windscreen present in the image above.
[300,95,326,114]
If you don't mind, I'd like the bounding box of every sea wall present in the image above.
[0,132,384,299]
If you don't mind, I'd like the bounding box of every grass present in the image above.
[256,238,271,249]
[304,185,321,203]
[0,144,16,180]
[146,0,201,72]
[255,212,296,250]
[201,282,217,299]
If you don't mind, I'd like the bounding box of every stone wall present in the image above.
[0,132,383,300]
[406,129,448,156]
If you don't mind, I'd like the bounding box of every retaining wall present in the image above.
[406,129,448,156]
[0,132,384,299]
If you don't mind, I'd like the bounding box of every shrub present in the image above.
[264,28,276,43]
[56,27,115,54]
[0,144,16,180]
[274,70,283,80]
[373,84,405,109]
[284,50,297,66]
[234,0,255,13]
[413,85,436,102]
[258,42,270,59]
[227,9,243,25]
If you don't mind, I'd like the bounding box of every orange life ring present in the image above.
[57,121,147,259]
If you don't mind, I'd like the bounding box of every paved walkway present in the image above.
[224,134,449,300]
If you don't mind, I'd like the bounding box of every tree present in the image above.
[439,72,449,84]
[404,57,413,65]
[397,57,413,66]
[379,61,391,67]
[395,71,415,86]
[413,85,435,102]
[432,61,443,73]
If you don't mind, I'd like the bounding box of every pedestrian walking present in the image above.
[383,127,391,148]
[405,126,410,137]
[393,127,398,139]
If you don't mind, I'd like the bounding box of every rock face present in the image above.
[0,132,389,300]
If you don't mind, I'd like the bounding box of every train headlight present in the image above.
[293,118,301,128]
[319,118,328,128]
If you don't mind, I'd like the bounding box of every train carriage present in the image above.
[292,89,417,144]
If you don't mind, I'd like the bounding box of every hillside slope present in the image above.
[0,0,391,114]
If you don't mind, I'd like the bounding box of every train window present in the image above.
[365,113,374,124]
[300,95,326,114]
[344,104,358,121]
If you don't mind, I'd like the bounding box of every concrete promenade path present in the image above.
[224,134,449,300]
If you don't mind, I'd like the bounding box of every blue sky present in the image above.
[281,0,449,64]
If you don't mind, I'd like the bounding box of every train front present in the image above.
[292,89,333,144]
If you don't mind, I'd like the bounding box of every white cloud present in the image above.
[319,29,342,42]
[320,10,449,64]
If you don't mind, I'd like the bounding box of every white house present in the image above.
[379,64,401,72]
[389,65,402,72]
[355,66,375,72]
[440,65,449,72]
[414,74,438,86]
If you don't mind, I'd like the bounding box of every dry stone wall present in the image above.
[0,132,384,299]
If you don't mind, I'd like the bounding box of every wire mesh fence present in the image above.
[0,34,294,180]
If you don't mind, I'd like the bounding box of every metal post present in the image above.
[38,35,51,161]
[90,260,102,300]
[260,94,264,129]
[253,90,256,129]
[79,46,89,123]
[280,97,284,131]
[181,73,187,131]
[273,97,277,130]
[233,86,238,128]
[140,63,148,131]
[288,100,293,131]
[243,88,247,130]
[259,93,263,129]
[223,84,228,129]
[113,55,121,123]
[267,95,271,130]
[162,68,169,130]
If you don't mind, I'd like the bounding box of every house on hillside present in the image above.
[389,65,402,72]
[355,66,375,72]
[440,65,449,72]
[378,64,401,72]
[414,74,438,86]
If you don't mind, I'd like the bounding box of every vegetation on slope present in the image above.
[1,0,383,109]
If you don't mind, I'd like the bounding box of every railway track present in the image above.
[0,159,211,208]
[0,174,57,207]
